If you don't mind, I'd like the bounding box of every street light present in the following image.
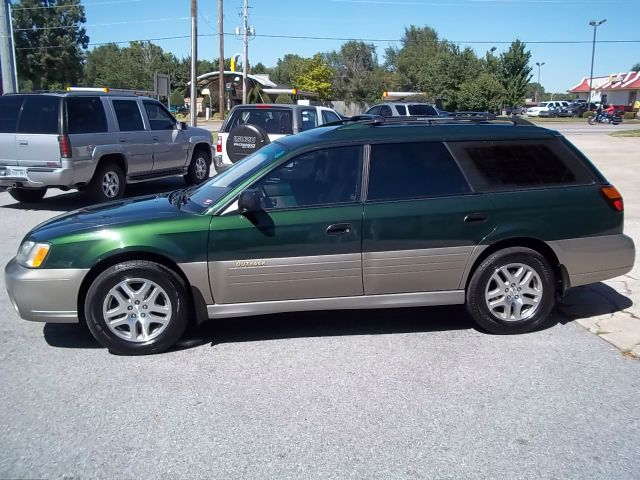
[587,19,607,108]
[535,62,545,103]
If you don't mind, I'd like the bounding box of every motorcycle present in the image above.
[588,111,623,125]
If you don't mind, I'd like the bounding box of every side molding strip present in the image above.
[207,290,465,319]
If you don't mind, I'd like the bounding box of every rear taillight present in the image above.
[216,135,222,153]
[601,185,624,212]
[58,135,71,158]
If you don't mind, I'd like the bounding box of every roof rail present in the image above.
[66,86,156,96]
[324,113,535,128]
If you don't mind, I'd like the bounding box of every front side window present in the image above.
[366,105,381,115]
[379,105,393,117]
[66,97,108,134]
[17,96,60,134]
[112,100,144,132]
[300,108,318,132]
[321,110,341,124]
[367,142,471,202]
[449,139,594,191]
[252,145,363,210]
[143,101,176,130]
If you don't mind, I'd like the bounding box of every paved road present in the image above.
[531,121,639,135]
[0,133,638,479]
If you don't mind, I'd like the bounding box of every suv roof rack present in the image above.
[325,113,534,128]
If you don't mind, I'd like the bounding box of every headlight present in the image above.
[17,241,51,268]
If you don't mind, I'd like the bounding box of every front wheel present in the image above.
[466,247,555,335]
[184,148,211,185]
[8,187,47,203]
[84,260,190,355]
[588,116,596,125]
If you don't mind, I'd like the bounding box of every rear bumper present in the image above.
[0,165,75,189]
[213,155,232,173]
[548,234,636,288]
[4,258,88,323]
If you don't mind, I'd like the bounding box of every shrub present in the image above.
[623,112,637,120]
[582,111,595,118]
[275,94,294,104]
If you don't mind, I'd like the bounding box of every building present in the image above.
[569,71,640,112]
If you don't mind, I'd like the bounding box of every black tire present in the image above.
[588,116,596,125]
[8,187,47,203]
[84,260,190,355]
[466,247,555,335]
[184,147,211,185]
[226,123,271,163]
[87,162,125,203]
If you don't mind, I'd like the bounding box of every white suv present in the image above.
[526,101,570,117]
[215,104,342,171]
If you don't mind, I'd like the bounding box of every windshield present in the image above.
[183,142,287,212]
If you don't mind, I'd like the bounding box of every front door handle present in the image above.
[464,213,488,223]
[119,139,127,143]
[326,223,352,236]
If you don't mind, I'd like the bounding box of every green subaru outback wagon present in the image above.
[5,115,635,355]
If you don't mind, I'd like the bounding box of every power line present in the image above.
[13,32,640,50]
[11,0,145,11]
[13,17,189,32]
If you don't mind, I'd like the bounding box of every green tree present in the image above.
[458,73,504,112]
[525,82,545,100]
[252,62,269,74]
[13,0,89,90]
[271,54,307,85]
[499,40,532,108]
[292,54,334,101]
[631,63,640,72]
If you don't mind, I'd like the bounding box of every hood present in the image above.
[27,193,189,242]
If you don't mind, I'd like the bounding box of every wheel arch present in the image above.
[95,153,128,176]
[191,141,212,160]
[77,251,209,327]
[461,237,567,296]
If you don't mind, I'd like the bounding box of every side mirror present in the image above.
[178,121,188,130]
[238,189,263,213]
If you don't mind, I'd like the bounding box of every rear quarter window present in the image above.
[17,96,60,134]
[66,97,108,134]
[0,96,24,133]
[448,139,595,191]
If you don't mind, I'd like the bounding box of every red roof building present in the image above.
[568,72,640,112]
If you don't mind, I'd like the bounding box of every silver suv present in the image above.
[0,92,213,203]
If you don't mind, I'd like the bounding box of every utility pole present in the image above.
[0,0,18,93]
[587,19,606,108]
[535,62,545,103]
[242,0,249,104]
[218,0,225,120]
[190,0,198,126]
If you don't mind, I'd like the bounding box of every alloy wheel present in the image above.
[484,263,543,322]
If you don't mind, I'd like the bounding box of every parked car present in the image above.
[572,102,598,117]
[365,102,448,117]
[5,114,635,355]
[526,101,570,117]
[0,92,212,203]
[215,104,342,172]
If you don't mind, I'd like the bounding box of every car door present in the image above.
[111,98,154,175]
[362,141,495,295]
[142,100,189,171]
[208,145,364,304]
[0,95,22,168]
[299,107,318,132]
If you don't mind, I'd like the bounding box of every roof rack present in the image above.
[324,113,534,128]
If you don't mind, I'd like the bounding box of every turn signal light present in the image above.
[601,185,624,212]
[216,135,222,153]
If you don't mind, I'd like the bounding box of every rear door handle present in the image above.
[152,136,159,141]
[464,213,488,223]
[18,140,28,147]
[119,139,127,143]
[326,223,352,236]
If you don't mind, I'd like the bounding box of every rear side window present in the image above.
[395,105,407,115]
[449,139,594,191]
[408,104,437,116]
[112,100,144,132]
[224,108,293,135]
[0,96,23,133]
[367,142,471,201]
[66,97,107,134]
[300,108,318,132]
[17,96,60,134]
[379,105,393,117]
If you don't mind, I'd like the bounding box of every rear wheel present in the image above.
[8,187,47,203]
[88,162,125,203]
[466,247,555,334]
[184,148,211,185]
[588,116,596,125]
[84,260,189,355]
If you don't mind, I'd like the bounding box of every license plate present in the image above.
[5,167,27,178]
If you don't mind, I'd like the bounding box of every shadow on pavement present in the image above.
[555,282,633,322]
[43,323,99,349]
[1,177,187,212]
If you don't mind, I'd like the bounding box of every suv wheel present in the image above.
[185,148,211,185]
[88,162,125,203]
[466,247,555,334]
[84,260,189,355]
[8,187,47,203]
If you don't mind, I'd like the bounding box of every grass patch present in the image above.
[610,129,640,138]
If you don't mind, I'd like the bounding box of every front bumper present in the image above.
[4,258,88,323]
[0,165,75,189]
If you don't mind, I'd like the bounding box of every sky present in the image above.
[74,0,640,93]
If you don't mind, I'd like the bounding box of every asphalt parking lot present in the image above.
[1,127,639,479]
